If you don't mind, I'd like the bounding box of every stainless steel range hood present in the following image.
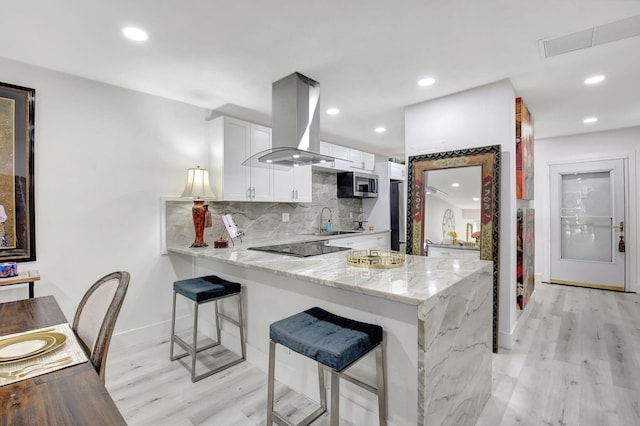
[242,72,337,169]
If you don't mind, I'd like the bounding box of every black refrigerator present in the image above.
[390,180,406,252]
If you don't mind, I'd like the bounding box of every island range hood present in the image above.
[242,72,338,169]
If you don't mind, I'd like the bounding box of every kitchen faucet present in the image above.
[320,207,332,231]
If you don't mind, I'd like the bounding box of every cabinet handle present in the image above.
[295,189,298,200]
[247,188,251,199]
[292,189,295,200]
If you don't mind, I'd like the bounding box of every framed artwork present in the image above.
[0,82,36,262]
[516,97,534,200]
[517,208,535,310]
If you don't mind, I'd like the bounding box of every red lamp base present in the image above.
[190,200,208,247]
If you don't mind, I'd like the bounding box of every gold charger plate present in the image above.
[0,332,67,363]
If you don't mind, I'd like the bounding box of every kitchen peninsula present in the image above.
[168,231,492,426]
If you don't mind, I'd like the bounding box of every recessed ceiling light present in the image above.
[472,197,479,201]
[375,127,386,133]
[451,182,460,188]
[326,108,340,115]
[583,117,598,124]
[292,154,300,158]
[418,77,436,87]
[584,75,605,85]
[122,27,148,42]
[266,159,273,163]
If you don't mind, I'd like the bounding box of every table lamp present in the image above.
[181,166,216,247]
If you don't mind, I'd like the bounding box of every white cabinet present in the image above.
[427,246,480,259]
[273,165,312,202]
[326,232,390,250]
[316,141,375,172]
[349,150,375,171]
[317,141,352,171]
[388,162,406,181]
[210,116,273,201]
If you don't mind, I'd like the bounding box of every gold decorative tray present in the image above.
[346,250,406,269]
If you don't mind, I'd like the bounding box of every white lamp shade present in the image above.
[180,166,216,199]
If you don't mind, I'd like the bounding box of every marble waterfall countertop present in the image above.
[167,231,492,306]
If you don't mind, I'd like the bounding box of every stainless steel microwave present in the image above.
[337,172,379,198]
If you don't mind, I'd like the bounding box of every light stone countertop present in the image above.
[168,230,492,306]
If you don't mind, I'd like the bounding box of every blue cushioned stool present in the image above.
[267,307,386,425]
[170,275,245,382]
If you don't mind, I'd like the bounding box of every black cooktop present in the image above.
[248,242,351,257]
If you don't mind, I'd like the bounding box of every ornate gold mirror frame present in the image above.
[407,145,501,352]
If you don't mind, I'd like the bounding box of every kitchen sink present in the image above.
[303,230,362,236]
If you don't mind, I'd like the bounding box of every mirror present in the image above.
[407,145,500,352]
[424,166,481,246]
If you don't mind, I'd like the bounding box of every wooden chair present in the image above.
[72,271,130,383]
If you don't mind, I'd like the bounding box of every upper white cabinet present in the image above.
[388,161,406,181]
[209,116,273,202]
[316,141,375,172]
[349,150,376,171]
[273,166,312,202]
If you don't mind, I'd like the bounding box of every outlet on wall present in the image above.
[282,213,290,223]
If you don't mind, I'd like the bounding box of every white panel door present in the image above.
[549,159,625,290]
[248,125,273,201]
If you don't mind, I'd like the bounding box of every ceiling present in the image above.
[1,1,639,158]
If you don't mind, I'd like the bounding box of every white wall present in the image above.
[405,79,518,349]
[535,126,639,293]
[424,195,466,244]
[0,57,209,345]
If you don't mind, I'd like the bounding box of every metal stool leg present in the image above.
[375,345,387,426]
[191,301,199,382]
[267,340,277,425]
[170,292,177,360]
[330,370,340,425]
[214,300,221,344]
[238,291,246,360]
[318,364,326,412]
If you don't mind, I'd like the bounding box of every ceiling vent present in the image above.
[542,14,640,58]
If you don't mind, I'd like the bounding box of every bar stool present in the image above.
[267,307,386,425]
[170,275,245,382]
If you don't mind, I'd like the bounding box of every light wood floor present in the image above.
[107,282,640,425]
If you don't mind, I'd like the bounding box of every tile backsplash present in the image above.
[166,170,363,246]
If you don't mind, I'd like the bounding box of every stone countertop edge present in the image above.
[167,231,492,306]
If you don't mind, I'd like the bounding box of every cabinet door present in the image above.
[332,144,350,160]
[389,162,406,180]
[362,152,376,171]
[273,167,294,201]
[223,119,251,201]
[248,125,273,201]
[293,166,312,202]
[348,149,364,169]
[349,149,375,171]
[327,233,390,250]
[273,166,312,202]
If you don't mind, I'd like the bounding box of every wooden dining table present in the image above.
[0,296,126,425]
